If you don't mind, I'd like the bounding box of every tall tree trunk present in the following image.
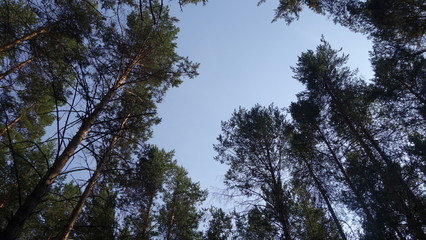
[273,183,292,240]
[327,91,426,239]
[58,115,130,240]
[0,57,34,79]
[316,127,379,230]
[166,194,176,240]
[302,157,348,240]
[0,51,143,240]
[264,148,292,240]
[359,124,426,221]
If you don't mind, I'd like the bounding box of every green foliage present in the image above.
[22,181,81,239]
[117,146,175,239]
[72,184,117,240]
[204,207,232,240]
[234,207,278,240]
[157,165,207,240]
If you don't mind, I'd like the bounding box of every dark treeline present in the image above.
[1,0,425,239]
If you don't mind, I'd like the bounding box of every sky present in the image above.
[149,0,373,207]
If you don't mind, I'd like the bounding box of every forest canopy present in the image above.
[1,0,425,239]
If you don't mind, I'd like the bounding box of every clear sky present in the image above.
[149,0,373,207]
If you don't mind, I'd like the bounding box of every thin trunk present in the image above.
[166,195,176,240]
[0,57,34,79]
[316,127,378,228]
[269,180,292,240]
[329,94,426,239]
[58,115,130,240]
[0,113,24,137]
[264,148,292,240]
[0,51,143,240]
[0,23,57,52]
[303,157,348,240]
[279,196,292,240]
[140,195,155,240]
[359,124,426,222]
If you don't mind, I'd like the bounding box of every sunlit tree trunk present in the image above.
[0,24,57,52]
[0,57,34,80]
[59,114,130,240]
[0,51,143,240]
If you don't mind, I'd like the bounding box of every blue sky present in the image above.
[149,0,373,207]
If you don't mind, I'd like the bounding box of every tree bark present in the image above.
[58,115,130,240]
[0,113,24,137]
[0,51,143,240]
[0,22,59,53]
[0,57,34,79]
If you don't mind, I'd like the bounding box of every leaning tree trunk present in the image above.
[0,21,61,53]
[359,123,426,222]
[315,127,381,232]
[0,105,36,137]
[0,51,143,240]
[302,157,348,240]
[326,89,426,239]
[0,57,34,80]
[58,114,130,240]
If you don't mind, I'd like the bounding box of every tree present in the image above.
[215,104,341,239]
[288,98,384,237]
[71,183,117,240]
[214,104,294,239]
[157,165,207,240]
[233,207,278,240]
[262,0,425,48]
[117,146,175,240]
[204,207,233,240]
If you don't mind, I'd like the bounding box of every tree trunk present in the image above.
[0,113,24,137]
[0,51,143,240]
[166,194,176,240]
[0,19,64,53]
[359,124,426,222]
[328,92,426,239]
[303,157,348,240]
[316,127,378,230]
[140,195,155,240]
[58,115,130,240]
[264,148,292,240]
[0,57,34,79]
